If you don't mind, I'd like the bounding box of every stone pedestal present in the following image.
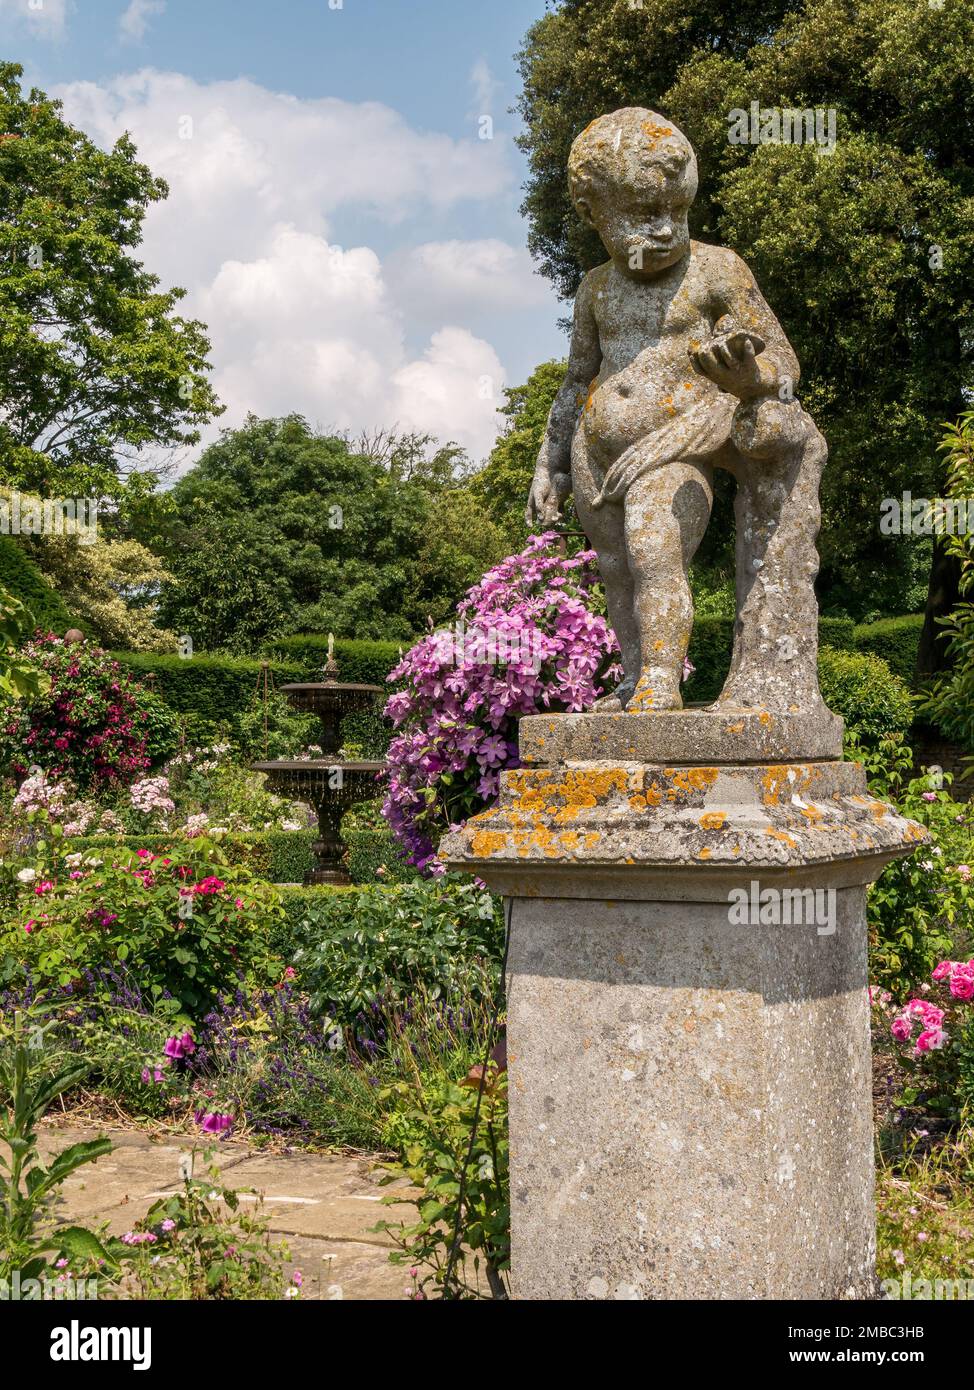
[439,709,926,1300]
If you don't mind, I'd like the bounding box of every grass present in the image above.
[877,1126,974,1290]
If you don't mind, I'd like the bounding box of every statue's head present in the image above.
[568,109,697,278]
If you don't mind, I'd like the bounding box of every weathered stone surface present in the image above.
[520,705,843,765]
[440,726,927,1300]
[506,890,876,1300]
[524,107,829,716]
[440,756,927,901]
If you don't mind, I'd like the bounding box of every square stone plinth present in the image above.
[506,887,875,1301]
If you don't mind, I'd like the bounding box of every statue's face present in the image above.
[580,172,692,279]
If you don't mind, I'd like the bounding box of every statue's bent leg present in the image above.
[625,459,713,712]
[571,430,640,709]
[715,399,827,712]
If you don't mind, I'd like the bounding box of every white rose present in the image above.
[16,867,36,882]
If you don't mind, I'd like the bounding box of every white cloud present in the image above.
[54,72,520,461]
[388,239,550,320]
[118,0,165,44]
[0,0,68,39]
[469,58,502,120]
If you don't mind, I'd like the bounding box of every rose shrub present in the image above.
[875,958,974,1119]
[0,634,180,791]
[382,533,619,870]
[1,828,282,1016]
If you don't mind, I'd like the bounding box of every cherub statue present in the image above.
[526,109,828,714]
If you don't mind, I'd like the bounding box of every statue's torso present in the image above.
[581,246,724,466]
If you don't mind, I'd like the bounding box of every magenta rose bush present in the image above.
[382,533,620,871]
[0,634,179,792]
[873,959,974,1119]
[2,832,281,1016]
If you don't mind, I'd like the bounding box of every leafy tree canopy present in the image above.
[0,62,221,498]
[153,415,506,653]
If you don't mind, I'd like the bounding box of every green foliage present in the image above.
[682,616,855,704]
[69,830,316,886]
[0,584,48,703]
[2,834,282,1017]
[110,649,303,747]
[467,360,568,547]
[263,635,401,684]
[286,877,504,1023]
[152,416,497,652]
[0,536,75,634]
[344,829,412,885]
[0,62,220,496]
[922,414,974,750]
[866,775,974,998]
[817,645,914,746]
[854,615,925,689]
[0,1007,123,1288]
[374,1066,509,1300]
[514,0,974,617]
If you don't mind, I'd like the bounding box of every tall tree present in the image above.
[515,0,974,657]
[155,415,503,652]
[0,62,220,497]
[468,360,567,547]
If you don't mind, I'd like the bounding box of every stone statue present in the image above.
[526,109,828,715]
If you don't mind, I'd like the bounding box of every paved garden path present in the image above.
[38,1121,416,1300]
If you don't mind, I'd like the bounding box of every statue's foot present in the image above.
[591,673,637,712]
[708,686,825,714]
[627,670,683,713]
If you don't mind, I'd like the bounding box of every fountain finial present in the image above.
[321,631,339,683]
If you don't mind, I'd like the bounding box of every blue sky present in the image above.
[0,0,567,464]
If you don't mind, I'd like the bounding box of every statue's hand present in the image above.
[690,329,768,400]
[525,465,570,527]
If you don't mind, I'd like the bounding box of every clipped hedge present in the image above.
[110,645,396,743]
[264,635,402,684]
[853,614,924,688]
[685,615,856,704]
[344,827,413,885]
[818,645,914,744]
[0,535,76,632]
[70,830,316,884]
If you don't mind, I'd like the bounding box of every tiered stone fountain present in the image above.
[252,638,386,885]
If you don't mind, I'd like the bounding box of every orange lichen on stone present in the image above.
[760,765,813,807]
[698,847,712,859]
[765,827,798,848]
[641,119,674,142]
[870,802,888,821]
[470,830,509,857]
[725,721,745,734]
[758,711,773,726]
[699,811,727,830]
[666,768,718,801]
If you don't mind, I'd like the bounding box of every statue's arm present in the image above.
[693,250,800,402]
[526,273,602,525]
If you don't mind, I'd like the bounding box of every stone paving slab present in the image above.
[37,1122,415,1301]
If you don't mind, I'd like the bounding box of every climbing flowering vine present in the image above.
[381,533,620,871]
